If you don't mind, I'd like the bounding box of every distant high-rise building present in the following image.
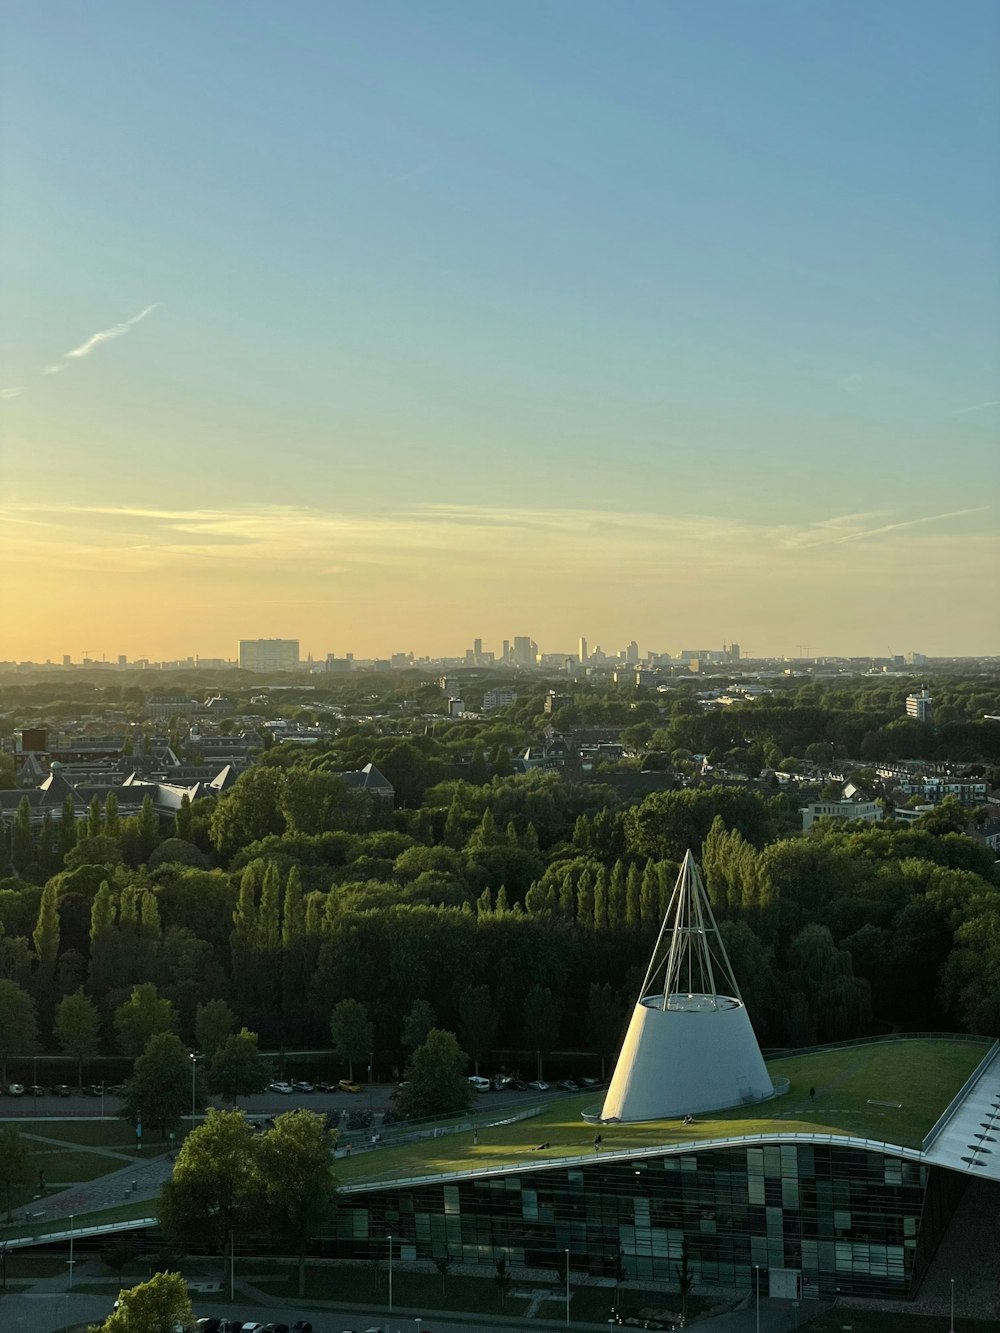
[239,639,300,672]
[906,691,933,724]
[579,636,588,664]
[728,643,741,662]
[62,654,71,667]
[512,636,537,667]
[502,638,510,663]
[473,638,483,663]
[118,654,127,667]
[625,640,640,664]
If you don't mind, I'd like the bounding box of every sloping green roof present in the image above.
[336,1037,990,1191]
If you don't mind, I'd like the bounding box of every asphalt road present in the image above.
[0,1084,546,1124]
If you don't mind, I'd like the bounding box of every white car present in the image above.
[467,1075,490,1093]
[268,1080,294,1095]
[6,1084,25,1097]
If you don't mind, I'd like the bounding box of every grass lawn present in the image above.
[335,1038,989,1189]
[802,1311,995,1332]
[0,1196,157,1242]
[29,1148,127,1183]
[14,1120,174,1150]
[250,1261,713,1323]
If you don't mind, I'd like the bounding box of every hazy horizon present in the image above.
[3,1,998,661]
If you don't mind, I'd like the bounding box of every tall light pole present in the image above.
[565,1249,570,1325]
[68,1215,75,1290]
[388,1234,394,1313]
[950,1277,956,1333]
[190,1051,199,1126]
[754,1264,760,1333]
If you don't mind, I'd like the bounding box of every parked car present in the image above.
[268,1081,294,1095]
[507,1078,529,1091]
[313,1081,334,1093]
[195,1319,223,1333]
[527,1079,550,1091]
[467,1075,490,1093]
[578,1077,602,1090]
[28,1085,46,1097]
[6,1084,24,1096]
[83,1084,104,1096]
[291,1081,314,1093]
[557,1079,580,1092]
[290,1322,313,1333]
[53,1084,71,1097]
[262,1324,289,1333]
[338,1079,361,1094]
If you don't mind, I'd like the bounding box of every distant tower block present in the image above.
[599,851,774,1122]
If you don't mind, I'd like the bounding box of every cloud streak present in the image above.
[0,387,23,399]
[64,304,158,360]
[946,400,999,417]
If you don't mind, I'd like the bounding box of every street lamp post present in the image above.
[950,1277,956,1333]
[754,1264,760,1333]
[388,1234,394,1313]
[68,1215,75,1290]
[565,1249,570,1326]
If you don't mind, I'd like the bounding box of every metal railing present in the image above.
[1,1216,157,1252]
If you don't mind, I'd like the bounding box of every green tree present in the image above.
[256,1108,336,1296]
[401,998,436,1052]
[94,1270,194,1333]
[210,767,286,859]
[396,1028,472,1119]
[458,984,497,1076]
[114,983,179,1059]
[174,793,194,842]
[121,1032,192,1139]
[159,1108,260,1280]
[208,1029,269,1105]
[54,988,101,1089]
[11,798,34,876]
[195,998,235,1058]
[0,979,38,1083]
[329,998,373,1080]
[522,985,560,1080]
[31,879,61,992]
[0,1124,32,1220]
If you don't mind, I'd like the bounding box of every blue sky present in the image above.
[2,1,998,658]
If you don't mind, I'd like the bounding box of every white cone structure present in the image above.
[599,850,774,1122]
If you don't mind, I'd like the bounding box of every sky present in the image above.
[2,0,998,662]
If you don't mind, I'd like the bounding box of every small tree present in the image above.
[0,979,38,1084]
[329,998,373,1081]
[434,1256,452,1297]
[121,1033,191,1139]
[396,1029,472,1120]
[494,1252,512,1309]
[95,1270,194,1333]
[195,998,235,1059]
[54,988,101,1090]
[114,984,179,1059]
[208,1029,269,1105]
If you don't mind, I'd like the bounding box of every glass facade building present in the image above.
[331,1141,969,1300]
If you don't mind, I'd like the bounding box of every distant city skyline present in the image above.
[3,636,975,670]
[2,3,997,659]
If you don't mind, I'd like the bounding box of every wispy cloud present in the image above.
[0,387,23,399]
[787,507,989,549]
[0,500,990,582]
[42,365,63,376]
[946,400,999,417]
[64,304,158,360]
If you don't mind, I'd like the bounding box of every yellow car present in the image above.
[338,1079,361,1094]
